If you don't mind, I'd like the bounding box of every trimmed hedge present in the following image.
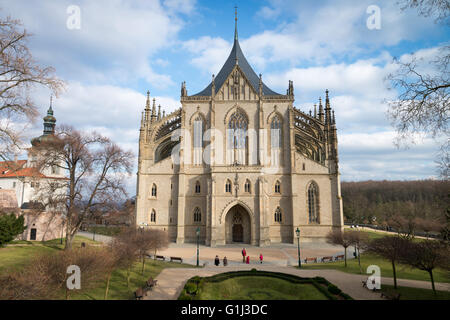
[178,270,353,300]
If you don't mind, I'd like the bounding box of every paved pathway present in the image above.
[77,231,112,244]
[144,264,450,301]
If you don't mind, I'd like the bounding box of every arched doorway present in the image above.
[225,204,251,244]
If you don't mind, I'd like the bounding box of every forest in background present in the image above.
[341,180,449,228]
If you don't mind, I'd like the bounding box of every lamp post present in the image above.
[196,227,200,267]
[296,227,301,268]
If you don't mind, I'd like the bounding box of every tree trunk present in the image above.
[344,247,347,267]
[357,246,362,274]
[428,270,436,294]
[141,254,146,275]
[127,267,131,288]
[104,272,112,300]
[392,260,397,289]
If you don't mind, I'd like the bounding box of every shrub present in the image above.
[327,284,342,295]
[251,268,257,272]
[178,290,192,300]
[185,282,197,294]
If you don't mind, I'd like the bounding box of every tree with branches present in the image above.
[367,236,411,289]
[33,125,134,249]
[326,230,353,267]
[0,15,63,161]
[387,1,450,179]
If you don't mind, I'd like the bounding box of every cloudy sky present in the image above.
[1,0,448,195]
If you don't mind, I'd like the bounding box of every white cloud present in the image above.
[0,0,190,88]
[182,36,231,74]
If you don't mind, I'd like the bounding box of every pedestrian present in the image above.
[223,256,228,266]
[246,255,250,264]
[214,255,220,266]
[259,253,263,264]
[242,248,246,263]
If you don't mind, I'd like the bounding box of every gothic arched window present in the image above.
[225,179,232,193]
[195,180,201,194]
[150,209,156,223]
[194,207,201,223]
[227,110,248,165]
[244,179,251,193]
[274,207,282,222]
[151,184,157,197]
[193,115,204,165]
[308,182,319,223]
[271,115,282,167]
[274,180,281,194]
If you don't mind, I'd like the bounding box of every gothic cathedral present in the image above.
[135,19,344,246]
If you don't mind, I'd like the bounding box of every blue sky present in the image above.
[1,0,448,194]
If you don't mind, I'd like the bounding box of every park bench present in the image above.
[155,255,165,261]
[321,256,333,263]
[304,257,317,263]
[334,254,345,261]
[170,256,183,263]
[134,287,144,300]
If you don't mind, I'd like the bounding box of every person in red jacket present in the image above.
[246,255,250,264]
[259,253,263,264]
[242,248,246,263]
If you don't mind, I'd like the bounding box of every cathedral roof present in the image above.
[192,17,280,96]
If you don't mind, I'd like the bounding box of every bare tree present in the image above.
[397,0,450,24]
[387,1,449,179]
[0,15,63,161]
[34,125,134,249]
[326,230,352,267]
[400,240,450,293]
[111,228,140,288]
[367,236,411,289]
[347,230,369,273]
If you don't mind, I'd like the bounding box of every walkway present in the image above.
[144,264,450,301]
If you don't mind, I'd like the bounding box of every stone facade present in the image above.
[135,23,344,246]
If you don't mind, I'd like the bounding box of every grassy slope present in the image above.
[1,237,192,300]
[301,252,450,283]
[0,236,97,272]
[381,285,450,300]
[74,258,192,300]
[197,276,328,300]
[300,230,450,283]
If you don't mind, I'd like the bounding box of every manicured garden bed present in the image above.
[178,269,352,300]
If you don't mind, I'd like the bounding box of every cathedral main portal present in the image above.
[225,204,251,244]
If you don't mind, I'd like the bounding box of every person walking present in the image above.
[246,255,250,264]
[242,248,246,263]
[259,253,263,264]
[214,255,220,266]
[223,256,228,266]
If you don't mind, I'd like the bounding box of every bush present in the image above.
[327,284,342,295]
[185,282,197,294]
[178,290,192,300]
[251,268,257,272]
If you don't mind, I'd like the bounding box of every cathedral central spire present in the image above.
[234,6,238,41]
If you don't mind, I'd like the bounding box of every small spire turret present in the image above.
[318,97,324,122]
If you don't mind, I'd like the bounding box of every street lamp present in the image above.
[296,227,301,268]
[196,227,200,267]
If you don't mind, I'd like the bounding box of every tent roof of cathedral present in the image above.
[192,37,281,97]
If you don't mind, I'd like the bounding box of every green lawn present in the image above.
[193,276,329,300]
[300,252,450,283]
[1,237,193,300]
[1,236,98,272]
[72,258,192,300]
[86,226,122,236]
[381,285,450,300]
